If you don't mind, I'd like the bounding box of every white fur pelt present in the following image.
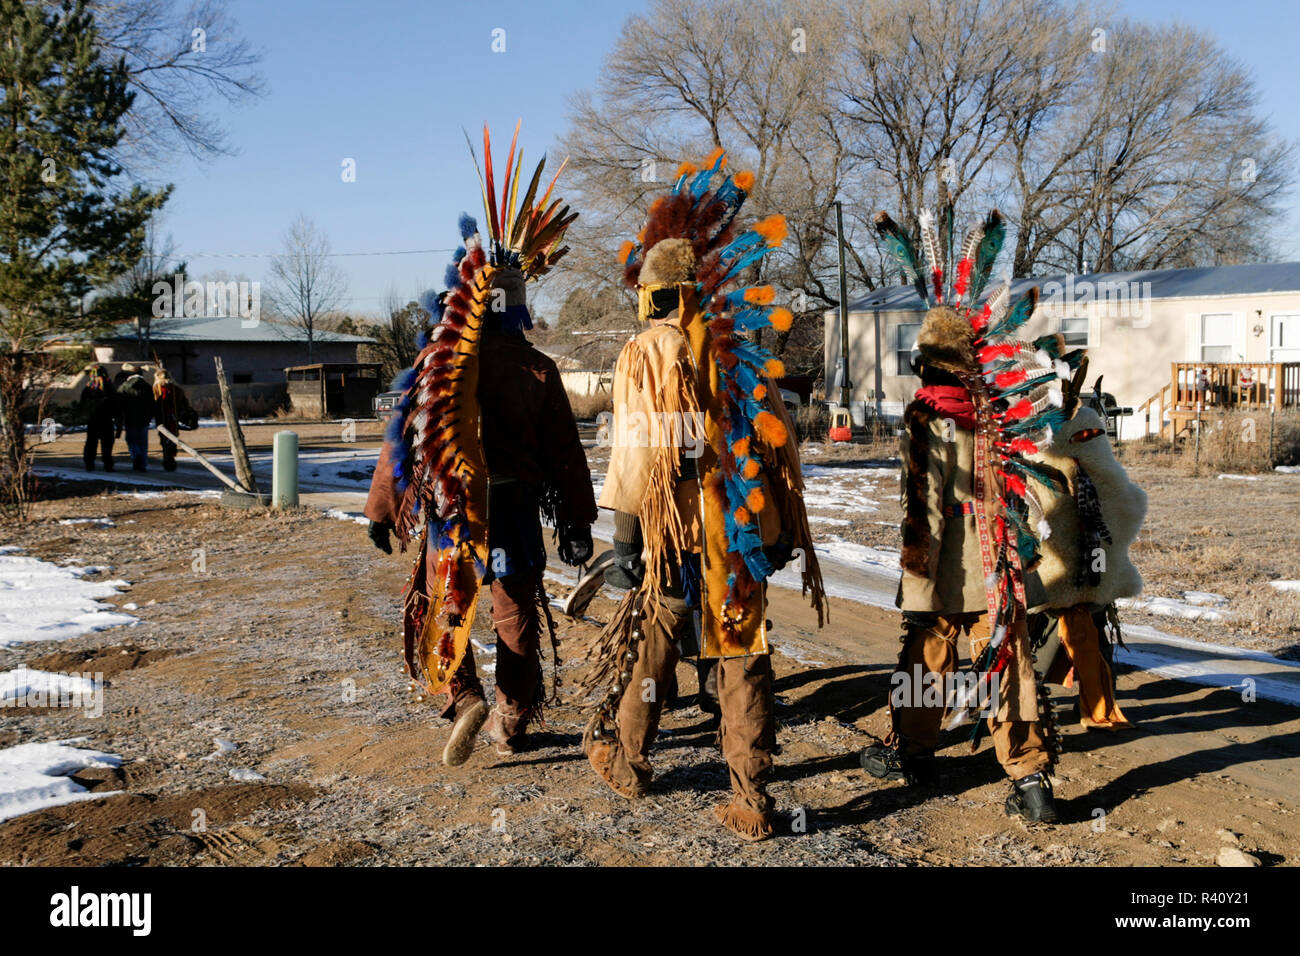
[1026,407,1147,610]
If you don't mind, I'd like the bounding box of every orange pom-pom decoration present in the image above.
[704,146,727,169]
[753,214,788,247]
[676,161,698,179]
[742,458,760,479]
[745,285,775,305]
[746,487,766,513]
[731,436,751,458]
[618,240,636,264]
[734,506,752,526]
[754,410,788,447]
[754,383,767,400]
[769,307,793,332]
[764,358,786,379]
[734,170,755,191]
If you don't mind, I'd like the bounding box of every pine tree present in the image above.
[0,0,170,516]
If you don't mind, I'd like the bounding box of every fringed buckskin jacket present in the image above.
[896,398,998,614]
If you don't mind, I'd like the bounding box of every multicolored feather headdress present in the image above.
[876,204,1088,721]
[620,148,824,649]
[381,123,577,695]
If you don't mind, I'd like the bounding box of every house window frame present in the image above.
[895,321,921,376]
[1199,312,1234,363]
[1058,315,1089,347]
[1270,312,1300,361]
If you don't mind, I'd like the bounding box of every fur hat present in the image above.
[121,362,139,373]
[639,238,696,288]
[914,305,976,374]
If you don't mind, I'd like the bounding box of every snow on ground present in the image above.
[1275,465,1300,474]
[57,517,115,527]
[1181,591,1229,607]
[1217,474,1260,481]
[1116,595,1233,623]
[0,550,136,647]
[324,508,368,525]
[815,536,901,574]
[0,668,98,705]
[0,739,122,823]
[800,464,891,514]
[1269,580,1300,593]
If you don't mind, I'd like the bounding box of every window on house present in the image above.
[1059,316,1089,346]
[1200,313,1234,362]
[896,322,921,376]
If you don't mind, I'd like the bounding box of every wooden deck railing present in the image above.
[1138,362,1300,438]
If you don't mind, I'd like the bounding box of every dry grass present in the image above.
[1122,460,1300,656]
[566,390,613,421]
[1129,409,1300,475]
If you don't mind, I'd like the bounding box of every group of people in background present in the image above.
[77,362,195,473]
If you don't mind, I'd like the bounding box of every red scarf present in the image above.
[915,384,976,430]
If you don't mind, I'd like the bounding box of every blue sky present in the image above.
[154,0,1299,317]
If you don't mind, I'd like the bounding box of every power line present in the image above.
[182,247,459,259]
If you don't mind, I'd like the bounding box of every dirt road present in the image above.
[1,484,1295,866]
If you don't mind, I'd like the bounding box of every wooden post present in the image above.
[214,356,258,495]
[156,425,243,492]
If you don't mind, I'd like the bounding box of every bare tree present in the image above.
[265,216,348,363]
[86,0,266,165]
[556,0,872,373]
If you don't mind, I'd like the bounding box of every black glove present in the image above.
[557,524,593,567]
[367,520,394,554]
[763,531,795,572]
[902,610,938,630]
[603,538,645,590]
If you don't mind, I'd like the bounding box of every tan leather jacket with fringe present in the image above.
[897,399,998,614]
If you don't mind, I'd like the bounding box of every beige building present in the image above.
[825,262,1300,440]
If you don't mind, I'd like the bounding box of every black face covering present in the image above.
[648,287,679,320]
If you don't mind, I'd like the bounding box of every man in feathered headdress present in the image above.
[365,126,595,765]
[860,207,1089,824]
[582,150,826,841]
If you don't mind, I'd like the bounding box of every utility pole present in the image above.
[835,201,852,412]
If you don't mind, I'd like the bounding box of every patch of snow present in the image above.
[1274,465,1300,474]
[775,643,826,667]
[1216,474,1260,481]
[57,517,116,527]
[815,537,901,574]
[324,508,368,525]
[0,668,98,704]
[228,768,266,782]
[1182,591,1228,607]
[0,552,136,646]
[203,738,238,761]
[1269,580,1300,593]
[1116,596,1232,623]
[0,739,122,823]
[65,565,112,577]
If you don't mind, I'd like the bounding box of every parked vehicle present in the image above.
[373,390,401,423]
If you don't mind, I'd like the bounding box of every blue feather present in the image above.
[418,288,441,317]
[458,213,477,241]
